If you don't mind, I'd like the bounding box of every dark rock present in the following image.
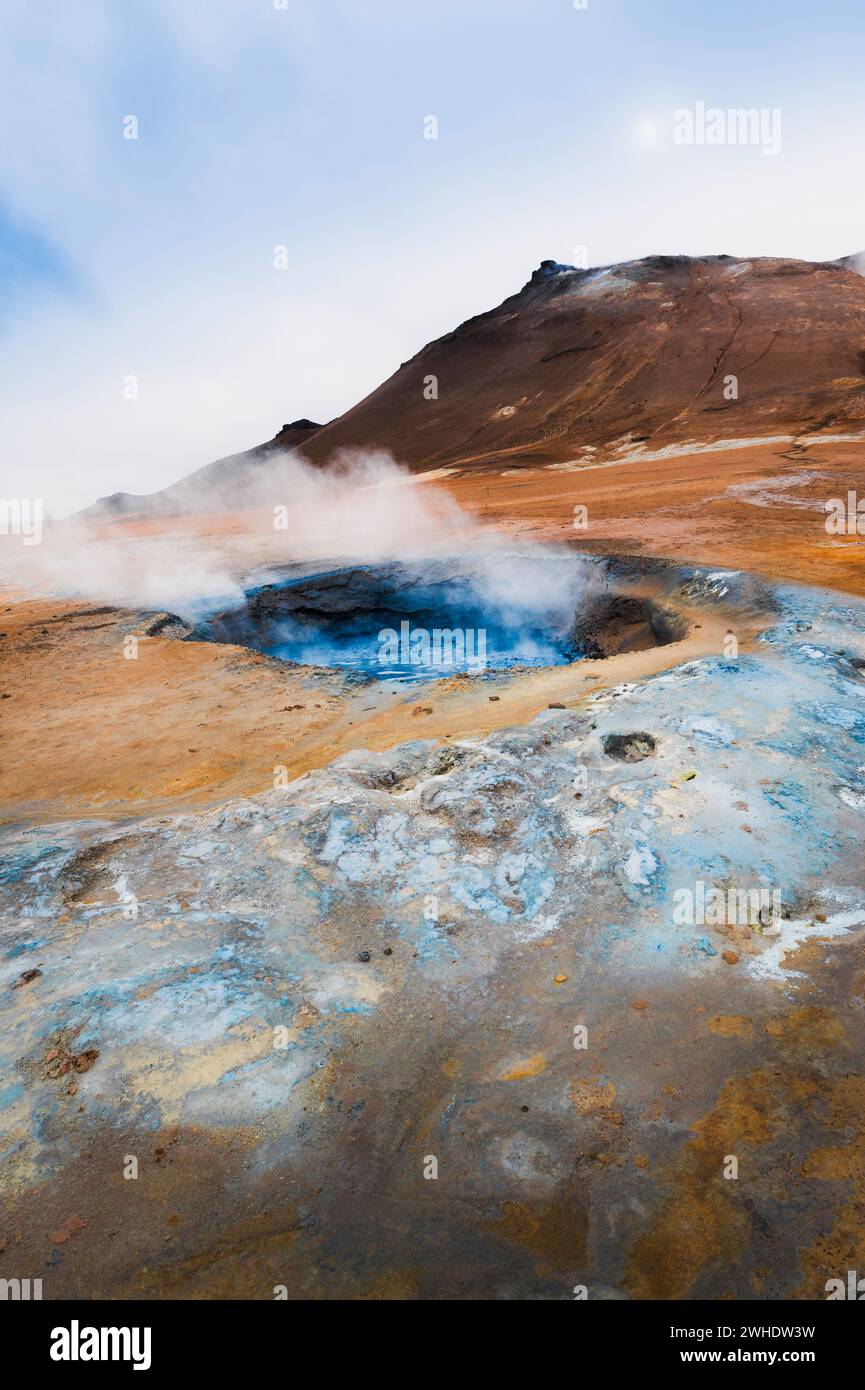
[602,731,657,762]
[12,968,42,988]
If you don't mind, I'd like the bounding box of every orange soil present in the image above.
[445,437,865,596]
[1,435,861,824]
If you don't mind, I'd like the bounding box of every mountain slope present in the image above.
[300,253,865,473]
[83,252,865,516]
[81,418,323,519]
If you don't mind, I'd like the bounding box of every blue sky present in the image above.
[2,0,864,513]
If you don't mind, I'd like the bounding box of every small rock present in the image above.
[72,1049,99,1074]
[51,1216,87,1247]
[383,947,393,956]
[12,968,42,989]
[357,950,371,962]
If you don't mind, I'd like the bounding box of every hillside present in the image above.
[83,252,865,516]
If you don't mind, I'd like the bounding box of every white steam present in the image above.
[0,448,597,625]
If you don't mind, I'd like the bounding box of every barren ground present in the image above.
[3,436,865,1301]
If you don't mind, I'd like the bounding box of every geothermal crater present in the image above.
[202,553,687,682]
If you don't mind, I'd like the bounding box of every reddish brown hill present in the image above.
[300,253,865,473]
[83,252,865,516]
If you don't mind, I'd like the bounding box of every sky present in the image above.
[2,0,864,515]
